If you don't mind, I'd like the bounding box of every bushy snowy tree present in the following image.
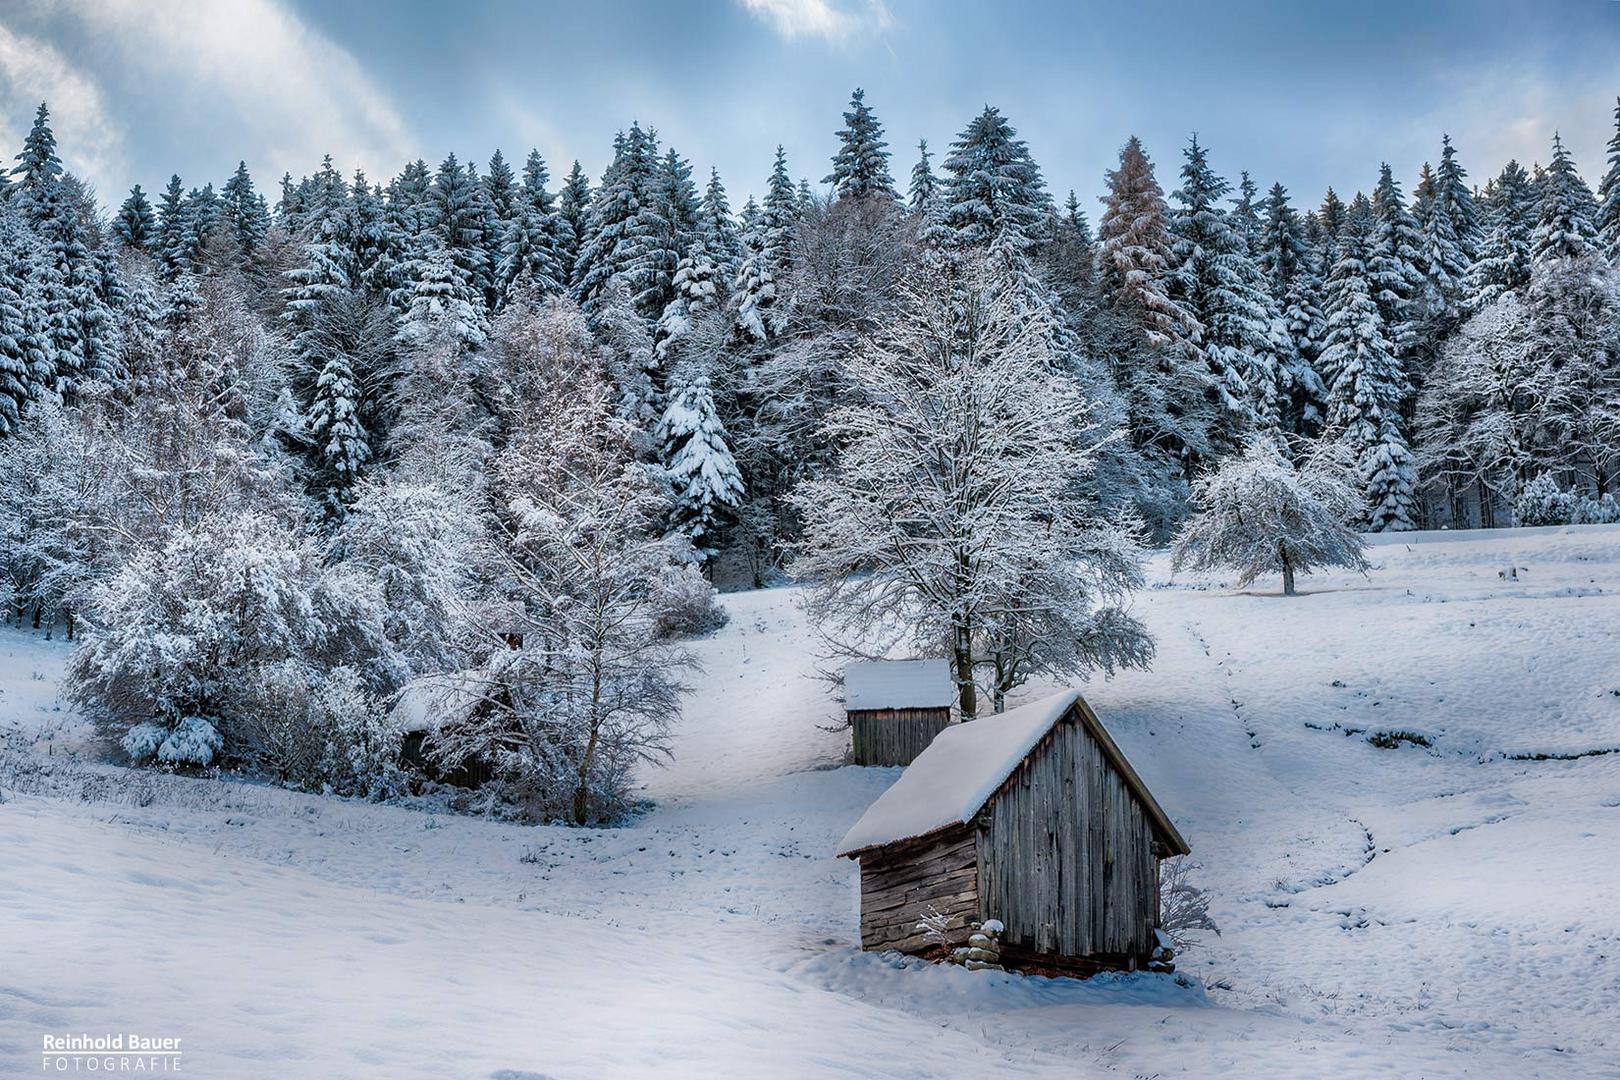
[1173,438,1369,595]
[793,256,1150,720]
[432,350,702,823]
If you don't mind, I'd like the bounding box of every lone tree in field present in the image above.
[792,256,1152,720]
[1172,438,1369,596]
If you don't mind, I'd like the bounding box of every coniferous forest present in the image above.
[2,89,1619,819]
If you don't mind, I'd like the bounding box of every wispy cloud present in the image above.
[50,0,417,184]
[0,22,124,200]
[736,0,893,44]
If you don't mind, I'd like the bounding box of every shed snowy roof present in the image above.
[836,689,1190,858]
[844,659,955,711]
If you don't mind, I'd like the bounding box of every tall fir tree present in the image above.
[221,161,270,264]
[1320,195,1416,531]
[555,160,592,287]
[1530,133,1600,265]
[10,103,63,223]
[1367,163,1427,359]
[497,149,565,300]
[573,125,660,313]
[0,214,54,432]
[1420,135,1482,327]
[1096,136,1201,353]
[908,139,938,214]
[425,153,493,299]
[1467,160,1537,308]
[1599,97,1620,257]
[697,167,742,280]
[931,106,1047,254]
[656,367,744,564]
[113,185,156,253]
[732,146,797,342]
[824,88,897,201]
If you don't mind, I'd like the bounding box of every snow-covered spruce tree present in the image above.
[1167,135,1278,438]
[554,159,591,287]
[9,103,63,224]
[792,254,1150,720]
[1419,135,1483,331]
[431,343,702,823]
[425,153,494,301]
[621,147,698,322]
[1258,181,1327,434]
[1531,134,1601,266]
[730,152,791,343]
[573,125,660,313]
[1468,161,1537,309]
[929,105,1047,254]
[654,240,721,363]
[824,88,897,202]
[1172,438,1369,596]
[1599,97,1620,258]
[1321,196,1418,531]
[113,185,156,253]
[221,161,270,266]
[1368,163,1427,359]
[395,248,488,351]
[697,167,742,280]
[0,213,55,433]
[656,364,744,564]
[908,139,938,216]
[1520,255,1620,493]
[1093,136,1217,488]
[496,149,565,302]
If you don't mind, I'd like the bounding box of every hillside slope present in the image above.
[1,526,1616,1078]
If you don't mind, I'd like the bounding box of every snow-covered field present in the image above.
[2,526,1617,1078]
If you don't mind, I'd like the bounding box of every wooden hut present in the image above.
[836,688,1190,975]
[845,660,955,767]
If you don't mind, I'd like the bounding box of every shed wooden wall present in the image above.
[850,707,953,767]
[975,715,1161,965]
[857,827,978,953]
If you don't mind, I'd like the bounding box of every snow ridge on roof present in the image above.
[844,659,955,711]
[836,689,1085,856]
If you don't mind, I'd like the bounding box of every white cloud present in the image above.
[736,0,893,43]
[52,0,417,184]
[0,23,125,201]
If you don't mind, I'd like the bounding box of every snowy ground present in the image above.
[2,526,1617,1078]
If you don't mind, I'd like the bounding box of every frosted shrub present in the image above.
[1173,438,1368,596]
[68,511,394,777]
[651,555,729,638]
[1574,493,1620,525]
[1514,475,1576,526]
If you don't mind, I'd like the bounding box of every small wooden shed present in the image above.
[836,688,1190,975]
[844,659,955,767]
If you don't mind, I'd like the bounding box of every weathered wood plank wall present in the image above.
[976,716,1159,962]
[857,827,978,952]
[850,708,953,767]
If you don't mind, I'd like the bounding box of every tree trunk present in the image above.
[1280,543,1295,597]
[954,620,977,722]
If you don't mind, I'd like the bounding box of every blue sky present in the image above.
[1,0,1616,216]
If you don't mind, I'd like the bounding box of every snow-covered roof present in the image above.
[836,689,1189,858]
[844,659,955,711]
[389,675,483,735]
